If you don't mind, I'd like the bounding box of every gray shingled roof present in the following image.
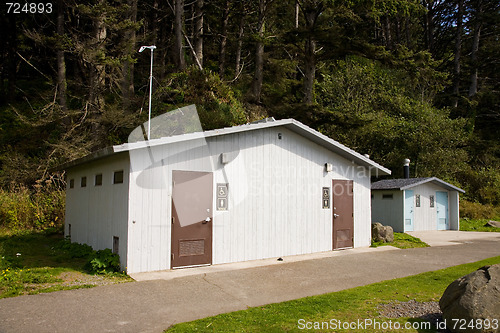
[371,177,465,193]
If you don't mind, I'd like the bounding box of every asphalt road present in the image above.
[0,231,499,333]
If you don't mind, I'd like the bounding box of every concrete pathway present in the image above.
[0,231,499,333]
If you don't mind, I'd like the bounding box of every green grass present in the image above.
[166,256,500,332]
[460,218,500,232]
[371,232,429,249]
[0,228,132,298]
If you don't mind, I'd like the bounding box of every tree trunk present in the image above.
[193,0,203,68]
[174,0,185,71]
[295,0,299,29]
[303,36,315,105]
[234,11,245,80]
[90,5,106,113]
[250,0,266,103]
[424,0,434,52]
[218,0,230,78]
[121,0,137,113]
[56,0,68,115]
[469,0,483,97]
[452,0,463,108]
[300,1,324,105]
[6,16,17,102]
[383,15,393,50]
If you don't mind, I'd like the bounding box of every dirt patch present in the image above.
[378,300,450,332]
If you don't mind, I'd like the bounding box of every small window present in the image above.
[95,174,103,186]
[415,194,421,207]
[81,176,87,188]
[113,170,124,184]
[69,179,74,189]
[430,195,435,208]
[382,194,393,199]
[113,236,119,254]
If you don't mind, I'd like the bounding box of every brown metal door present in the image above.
[171,170,213,268]
[332,180,354,249]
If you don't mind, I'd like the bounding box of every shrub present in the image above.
[55,239,94,258]
[84,249,121,274]
[460,200,500,219]
[0,180,65,231]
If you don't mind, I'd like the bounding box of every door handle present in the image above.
[203,217,211,224]
[334,213,340,219]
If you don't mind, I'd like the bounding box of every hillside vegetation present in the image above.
[0,0,499,229]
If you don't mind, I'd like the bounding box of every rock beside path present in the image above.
[372,222,394,243]
[439,264,500,333]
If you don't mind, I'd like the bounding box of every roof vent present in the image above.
[250,117,276,124]
[403,158,410,179]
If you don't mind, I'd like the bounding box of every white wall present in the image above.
[449,191,460,230]
[126,126,374,273]
[371,190,404,232]
[65,153,130,269]
[408,183,443,231]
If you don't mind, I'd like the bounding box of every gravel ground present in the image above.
[378,299,451,332]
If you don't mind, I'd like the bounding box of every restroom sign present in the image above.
[217,183,228,210]
[322,187,330,209]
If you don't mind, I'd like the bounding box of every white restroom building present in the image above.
[62,118,391,273]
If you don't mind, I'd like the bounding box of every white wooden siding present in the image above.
[65,153,129,269]
[126,126,373,273]
[449,191,460,230]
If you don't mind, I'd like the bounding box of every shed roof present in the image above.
[58,118,391,175]
[371,177,465,193]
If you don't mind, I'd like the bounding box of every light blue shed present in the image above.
[371,177,465,232]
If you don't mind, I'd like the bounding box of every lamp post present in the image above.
[139,45,156,140]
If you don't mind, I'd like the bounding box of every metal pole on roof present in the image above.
[139,45,156,140]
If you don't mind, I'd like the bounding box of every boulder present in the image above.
[439,264,500,333]
[486,220,500,228]
[372,222,394,243]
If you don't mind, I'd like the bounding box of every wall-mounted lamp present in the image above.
[221,153,230,164]
[325,163,333,172]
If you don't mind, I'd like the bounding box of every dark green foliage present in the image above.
[315,58,469,180]
[56,239,121,274]
[155,67,247,130]
[55,239,94,259]
[84,249,121,274]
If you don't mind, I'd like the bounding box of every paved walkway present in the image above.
[0,231,499,333]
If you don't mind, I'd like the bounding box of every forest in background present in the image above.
[0,0,499,229]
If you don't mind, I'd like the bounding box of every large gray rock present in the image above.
[372,222,394,243]
[439,264,500,333]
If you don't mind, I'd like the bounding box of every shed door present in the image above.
[332,180,354,250]
[436,191,449,230]
[404,190,414,232]
[171,171,213,268]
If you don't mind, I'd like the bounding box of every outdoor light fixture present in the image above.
[325,163,333,172]
[221,153,230,164]
[139,45,157,140]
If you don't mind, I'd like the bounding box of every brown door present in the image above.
[332,179,354,249]
[171,170,213,268]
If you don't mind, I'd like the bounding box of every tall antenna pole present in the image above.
[139,45,157,140]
